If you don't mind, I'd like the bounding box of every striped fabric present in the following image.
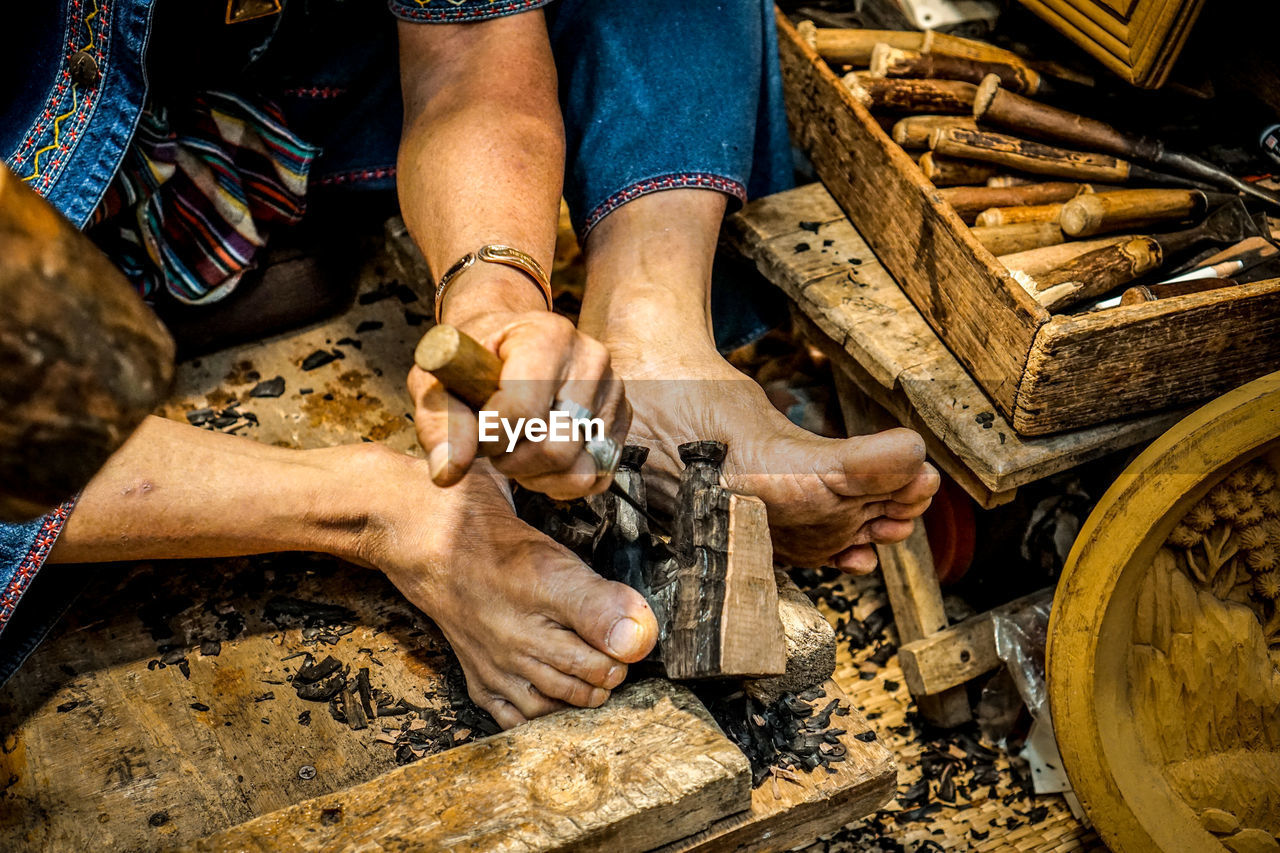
[89,91,319,304]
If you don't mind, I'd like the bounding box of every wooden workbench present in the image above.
[0,222,895,851]
[725,183,1182,726]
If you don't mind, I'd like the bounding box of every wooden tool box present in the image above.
[776,9,1280,437]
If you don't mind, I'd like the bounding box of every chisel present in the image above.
[972,75,1280,209]
[930,127,1215,189]
[413,324,670,534]
[843,74,978,114]
[939,181,1093,223]
[1025,201,1259,312]
[891,115,977,149]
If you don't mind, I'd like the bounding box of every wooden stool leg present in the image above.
[832,370,971,727]
[876,529,971,727]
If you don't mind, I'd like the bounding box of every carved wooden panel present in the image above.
[1013,0,1207,87]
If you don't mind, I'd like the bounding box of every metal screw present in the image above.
[298,765,317,780]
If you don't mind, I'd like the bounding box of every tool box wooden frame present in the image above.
[776,8,1280,437]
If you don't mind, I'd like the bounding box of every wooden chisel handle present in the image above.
[939,182,1091,222]
[891,115,977,149]
[998,235,1128,277]
[871,45,1045,95]
[970,221,1065,255]
[413,324,502,411]
[918,152,998,186]
[843,73,977,114]
[975,202,1063,227]
[1058,189,1205,237]
[931,126,1132,183]
[1029,237,1163,312]
[1120,278,1238,305]
[972,75,1155,160]
[799,22,1028,68]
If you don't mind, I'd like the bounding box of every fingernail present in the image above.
[606,617,646,659]
[427,443,450,480]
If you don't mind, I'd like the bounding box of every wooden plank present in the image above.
[187,680,751,853]
[656,679,896,853]
[1014,280,1280,435]
[776,12,1046,421]
[719,494,788,677]
[897,590,1051,697]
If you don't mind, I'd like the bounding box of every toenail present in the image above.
[604,664,626,688]
[606,617,645,658]
[427,443,450,479]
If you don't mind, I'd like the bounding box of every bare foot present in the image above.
[577,189,938,573]
[606,342,938,571]
[362,451,658,729]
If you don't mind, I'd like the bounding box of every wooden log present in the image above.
[185,680,752,853]
[890,115,977,150]
[897,590,1051,697]
[975,202,1065,227]
[938,181,1091,223]
[869,44,1045,95]
[1030,237,1164,311]
[666,442,787,680]
[997,235,1130,277]
[970,221,1065,255]
[745,569,837,704]
[1059,189,1205,237]
[917,152,999,187]
[931,126,1133,183]
[842,73,978,114]
[0,165,175,521]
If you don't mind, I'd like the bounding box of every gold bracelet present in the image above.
[433,244,553,323]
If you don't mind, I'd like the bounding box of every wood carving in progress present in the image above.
[1129,453,1280,849]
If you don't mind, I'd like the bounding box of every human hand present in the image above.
[409,303,630,500]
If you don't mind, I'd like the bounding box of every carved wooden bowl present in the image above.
[1049,371,1280,853]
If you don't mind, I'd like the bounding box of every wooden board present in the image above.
[726,182,1184,504]
[188,679,751,853]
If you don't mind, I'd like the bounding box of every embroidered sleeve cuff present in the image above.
[0,499,76,639]
[388,0,552,24]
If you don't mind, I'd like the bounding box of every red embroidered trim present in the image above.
[7,0,111,192]
[581,173,748,237]
[314,166,397,186]
[282,86,348,100]
[0,499,77,634]
[389,0,550,23]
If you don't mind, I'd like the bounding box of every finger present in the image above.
[521,658,611,708]
[830,544,879,574]
[589,364,630,449]
[890,463,941,505]
[517,451,604,501]
[408,367,480,485]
